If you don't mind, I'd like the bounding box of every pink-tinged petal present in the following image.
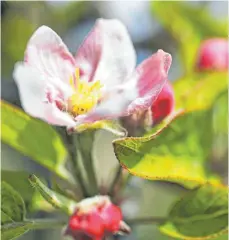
[44,103,76,127]
[74,50,171,124]
[75,19,136,87]
[126,49,172,114]
[100,204,122,232]
[25,25,75,82]
[13,63,76,127]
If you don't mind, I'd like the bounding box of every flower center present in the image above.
[67,68,103,117]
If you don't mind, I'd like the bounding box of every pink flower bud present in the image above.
[121,81,175,135]
[150,81,175,125]
[65,196,129,240]
[197,38,228,71]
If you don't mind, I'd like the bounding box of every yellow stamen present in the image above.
[67,68,103,117]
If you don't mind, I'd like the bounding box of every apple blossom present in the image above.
[13,19,172,131]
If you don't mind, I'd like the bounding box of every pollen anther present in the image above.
[67,68,102,117]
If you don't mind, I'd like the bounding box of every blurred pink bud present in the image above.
[65,196,130,240]
[197,38,228,71]
[151,81,175,125]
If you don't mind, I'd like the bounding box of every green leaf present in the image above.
[211,91,228,162]
[1,101,72,182]
[1,182,26,224]
[174,72,227,112]
[113,111,215,188]
[214,234,228,240]
[2,219,66,240]
[1,182,29,239]
[212,91,228,134]
[1,170,56,213]
[151,2,227,73]
[28,174,76,215]
[1,171,35,207]
[160,184,228,239]
[1,222,32,240]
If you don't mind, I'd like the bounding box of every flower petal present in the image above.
[25,25,75,82]
[127,49,172,114]
[13,63,76,127]
[75,50,172,124]
[101,204,122,232]
[75,18,136,87]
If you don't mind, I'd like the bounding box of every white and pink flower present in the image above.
[13,19,172,131]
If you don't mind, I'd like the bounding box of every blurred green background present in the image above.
[1,1,228,240]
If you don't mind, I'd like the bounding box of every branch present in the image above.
[126,217,166,225]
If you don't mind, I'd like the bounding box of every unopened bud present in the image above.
[197,38,228,71]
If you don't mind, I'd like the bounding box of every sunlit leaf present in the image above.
[113,110,216,188]
[212,91,228,134]
[211,91,228,162]
[160,183,228,239]
[174,72,227,112]
[0,101,72,182]
[214,234,228,240]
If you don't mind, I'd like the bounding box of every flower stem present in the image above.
[30,219,66,229]
[65,132,89,197]
[126,217,166,225]
[77,131,98,196]
[108,165,123,197]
